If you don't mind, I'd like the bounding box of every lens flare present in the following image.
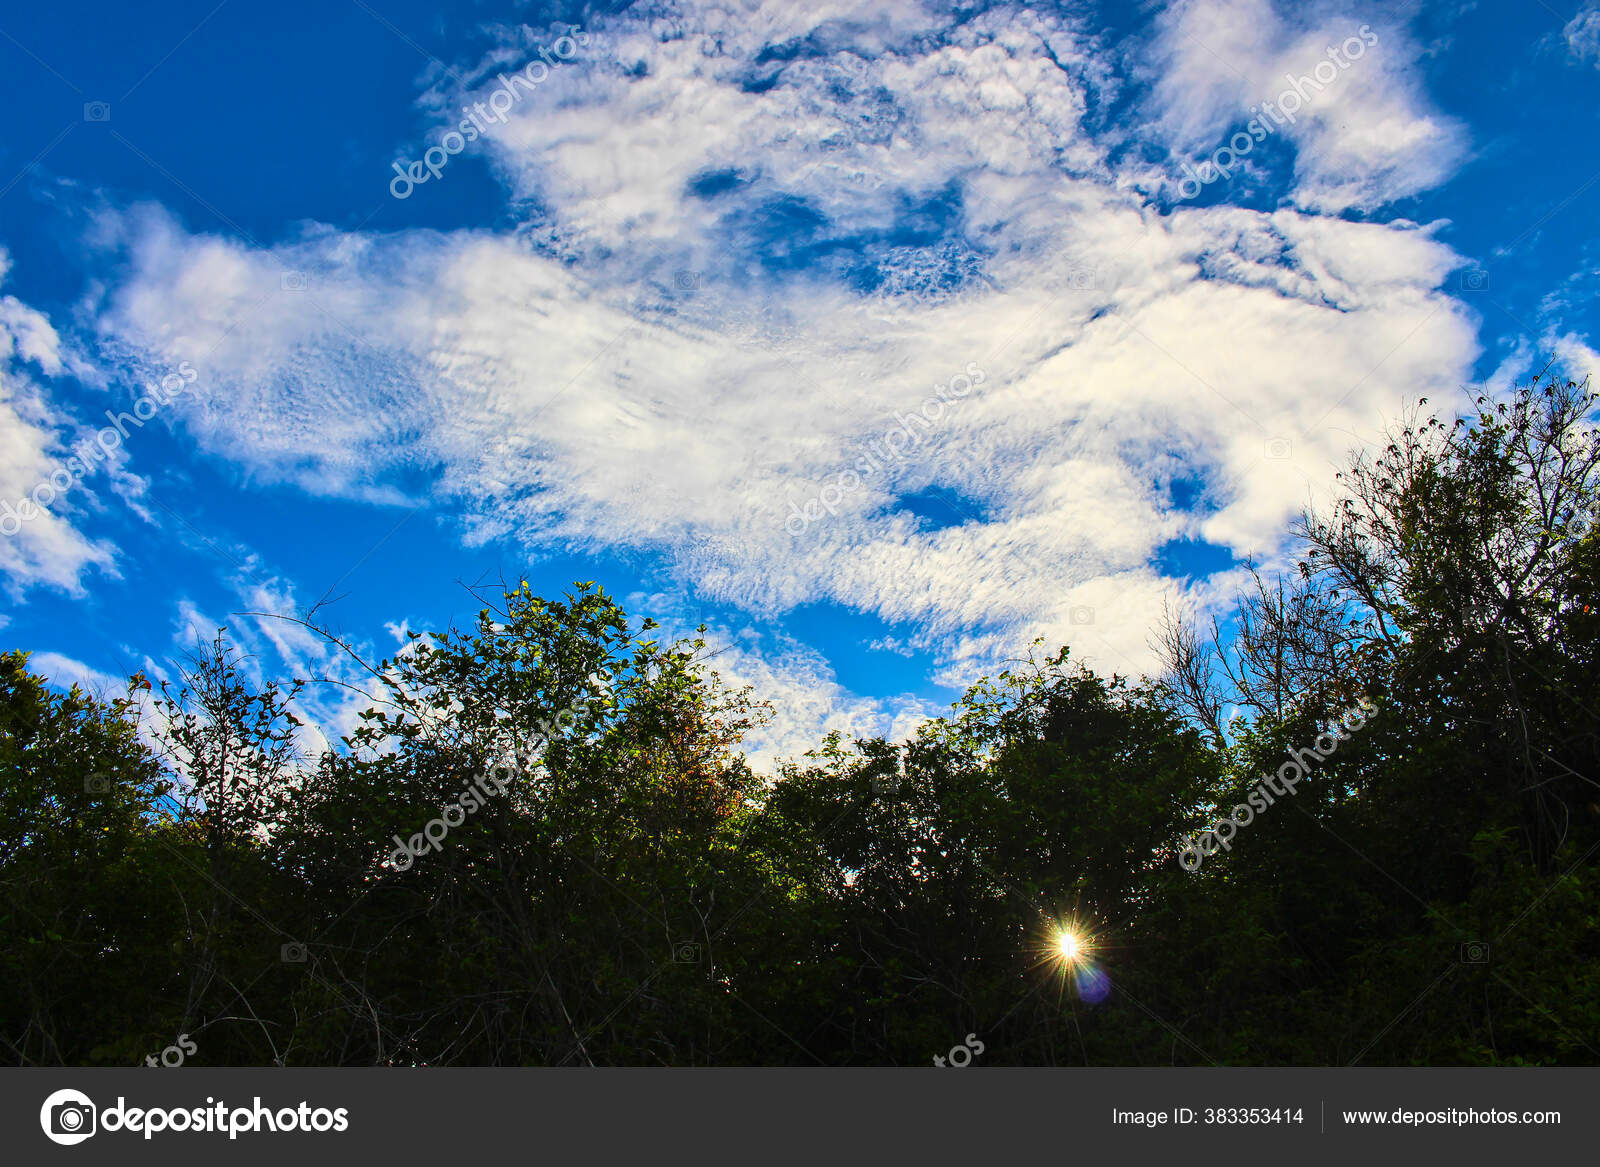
[1074,963,1112,1004]
[1034,918,1110,1004]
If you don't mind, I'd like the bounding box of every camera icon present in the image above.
[672,942,702,963]
[1068,267,1098,291]
[1460,940,1489,964]
[280,271,309,292]
[1068,605,1095,625]
[1458,269,1490,292]
[83,102,111,122]
[673,270,701,291]
[51,1100,94,1135]
[1264,437,1293,460]
[280,942,308,963]
[40,1089,97,1145]
[84,774,111,794]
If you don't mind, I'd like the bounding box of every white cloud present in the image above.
[24,649,172,754]
[1550,332,1600,386]
[84,0,1480,713]
[635,588,941,772]
[1565,5,1600,67]
[0,255,119,596]
[28,650,124,697]
[1477,323,1600,398]
[1143,0,1469,212]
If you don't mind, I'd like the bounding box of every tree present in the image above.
[5,372,1598,1066]
[0,652,177,1064]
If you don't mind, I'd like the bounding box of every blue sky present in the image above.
[1,0,1597,766]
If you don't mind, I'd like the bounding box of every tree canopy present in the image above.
[4,375,1597,1065]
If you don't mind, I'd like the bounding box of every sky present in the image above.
[1,0,1598,768]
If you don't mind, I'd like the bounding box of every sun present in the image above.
[1056,928,1083,962]
[1032,917,1112,1004]
[1030,916,1102,983]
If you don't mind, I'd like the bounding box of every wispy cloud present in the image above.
[1565,4,1600,68]
[0,253,119,595]
[1142,0,1469,211]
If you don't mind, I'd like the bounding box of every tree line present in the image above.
[3,375,1597,1065]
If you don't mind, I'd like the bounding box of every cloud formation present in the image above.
[1565,5,1600,68]
[0,253,119,595]
[78,0,1482,718]
[1143,0,1468,211]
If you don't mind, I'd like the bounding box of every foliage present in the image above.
[2,377,1597,1065]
